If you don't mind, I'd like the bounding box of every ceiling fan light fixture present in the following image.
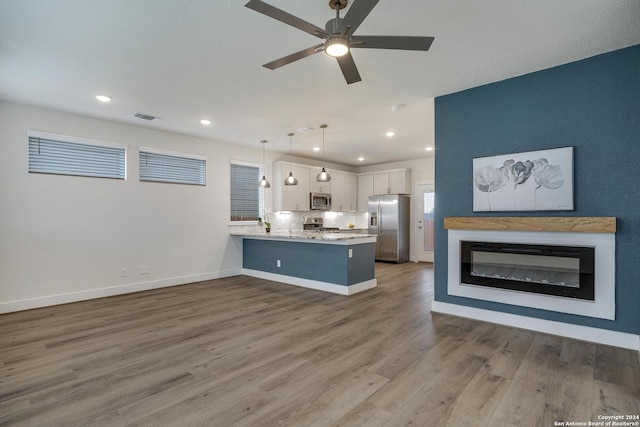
[325,37,349,57]
[245,0,434,84]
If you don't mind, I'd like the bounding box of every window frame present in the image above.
[229,160,265,225]
[138,146,206,186]
[27,130,128,180]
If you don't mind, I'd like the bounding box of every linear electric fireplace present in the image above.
[460,241,595,300]
[445,220,615,320]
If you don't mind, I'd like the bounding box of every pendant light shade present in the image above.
[284,133,298,186]
[316,124,331,182]
[259,176,271,188]
[258,139,270,188]
[316,167,330,182]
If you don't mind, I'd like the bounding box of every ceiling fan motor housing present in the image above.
[325,18,343,34]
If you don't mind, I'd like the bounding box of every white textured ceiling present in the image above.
[1,0,639,166]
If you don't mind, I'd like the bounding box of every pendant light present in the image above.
[284,133,298,186]
[258,139,270,188]
[316,124,331,182]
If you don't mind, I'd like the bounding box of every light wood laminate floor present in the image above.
[1,263,638,426]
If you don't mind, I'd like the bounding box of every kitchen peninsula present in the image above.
[230,232,377,295]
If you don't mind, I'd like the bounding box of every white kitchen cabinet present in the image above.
[349,175,357,211]
[357,174,374,211]
[274,163,310,211]
[373,173,389,195]
[309,168,331,194]
[283,165,310,211]
[331,171,357,212]
[372,170,411,195]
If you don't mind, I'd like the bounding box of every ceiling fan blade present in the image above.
[245,0,328,38]
[337,0,380,36]
[336,52,361,84]
[350,35,435,51]
[263,44,324,70]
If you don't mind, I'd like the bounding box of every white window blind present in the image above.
[139,149,206,186]
[28,132,125,179]
[230,163,263,221]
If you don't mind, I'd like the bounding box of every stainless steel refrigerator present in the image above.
[368,194,410,263]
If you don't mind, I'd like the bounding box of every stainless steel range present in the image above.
[302,216,339,232]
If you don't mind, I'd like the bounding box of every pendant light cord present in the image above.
[289,133,294,174]
[320,124,327,167]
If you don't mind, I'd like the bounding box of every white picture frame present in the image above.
[473,146,574,212]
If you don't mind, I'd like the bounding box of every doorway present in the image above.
[416,183,435,262]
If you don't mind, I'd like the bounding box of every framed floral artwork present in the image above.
[473,146,574,212]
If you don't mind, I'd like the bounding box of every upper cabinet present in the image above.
[372,170,411,195]
[308,168,331,194]
[331,171,357,212]
[357,174,374,212]
[282,165,310,211]
[274,161,408,212]
[274,162,311,211]
[273,162,355,212]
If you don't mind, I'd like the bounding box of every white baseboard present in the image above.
[431,300,640,352]
[242,269,377,296]
[0,269,242,314]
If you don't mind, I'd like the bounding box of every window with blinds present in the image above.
[230,162,263,221]
[139,148,206,186]
[28,132,126,179]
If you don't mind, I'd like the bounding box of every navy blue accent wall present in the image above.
[434,45,640,334]
[243,239,375,286]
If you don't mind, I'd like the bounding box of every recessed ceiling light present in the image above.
[358,157,364,162]
[95,95,112,103]
[390,104,405,112]
[200,119,212,125]
[426,146,433,151]
[313,147,321,152]
[386,131,395,137]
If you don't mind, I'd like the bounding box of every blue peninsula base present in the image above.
[238,235,377,295]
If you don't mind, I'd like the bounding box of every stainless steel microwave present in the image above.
[310,193,331,210]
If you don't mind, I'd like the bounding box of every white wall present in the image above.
[357,157,435,262]
[0,101,268,312]
[0,101,435,311]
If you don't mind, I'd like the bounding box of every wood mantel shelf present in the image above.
[444,217,616,233]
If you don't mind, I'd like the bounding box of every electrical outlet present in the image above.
[277,259,281,268]
[348,249,353,258]
[140,265,149,275]
[121,267,128,277]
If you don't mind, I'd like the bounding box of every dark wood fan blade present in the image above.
[263,44,324,70]
[336,52,361,84]
[350,35,435,51]
[337,0,380,36]
[245,0,328,38]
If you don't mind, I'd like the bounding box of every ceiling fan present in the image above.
[245,0,435,84]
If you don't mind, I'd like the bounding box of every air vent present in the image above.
[133,112,160,121]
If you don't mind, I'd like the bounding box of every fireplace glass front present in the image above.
[461,241,595,300]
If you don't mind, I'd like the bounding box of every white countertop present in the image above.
[230,231,377,245]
